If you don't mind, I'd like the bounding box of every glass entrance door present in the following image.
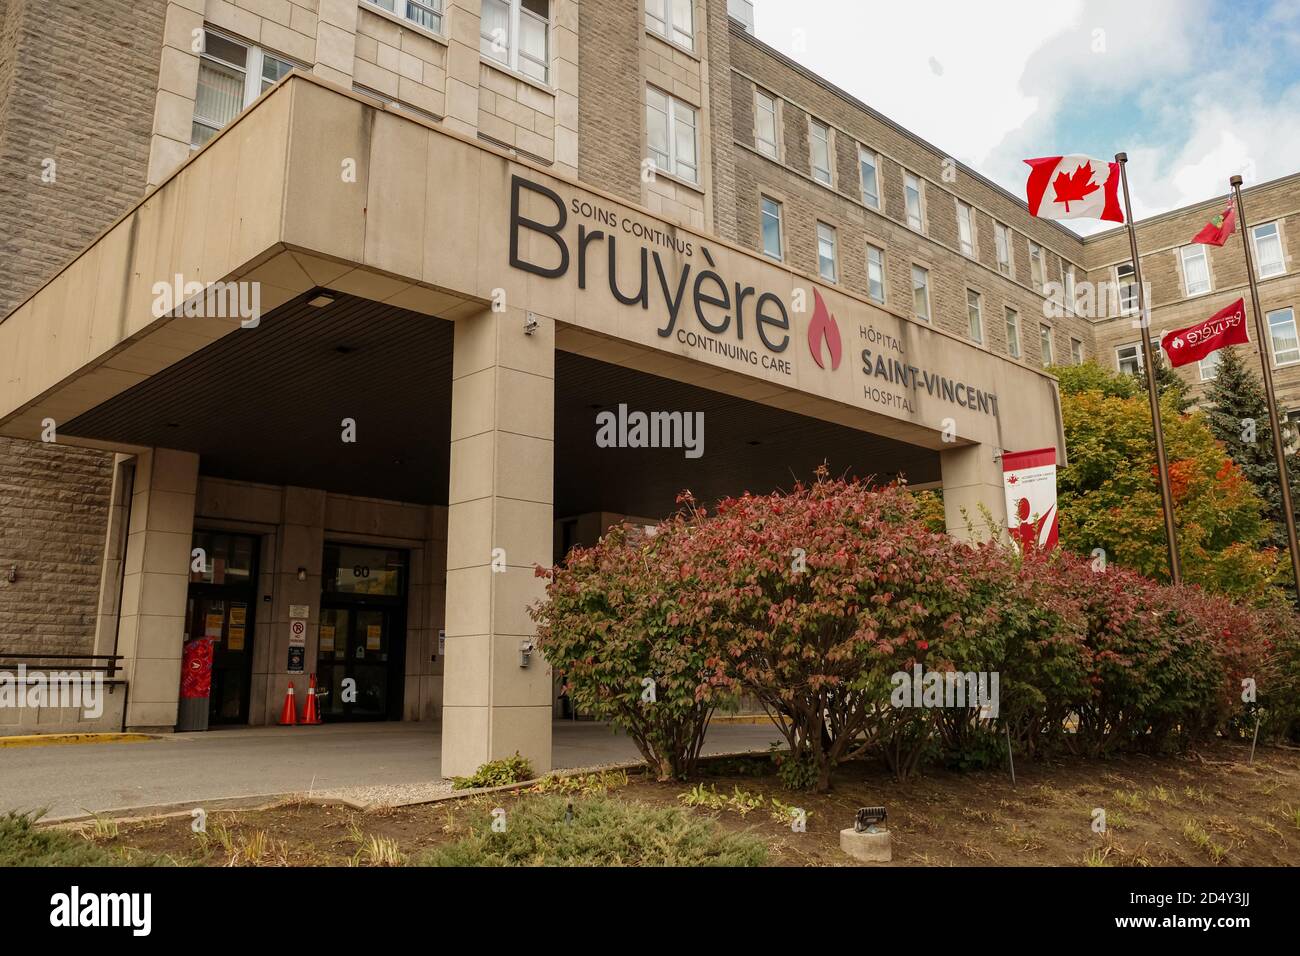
[186,531,259,725]
[316,543,408,721]
[317,604,397,719]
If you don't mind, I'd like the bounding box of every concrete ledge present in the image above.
[0,732,157,748]
[840,827,892,863]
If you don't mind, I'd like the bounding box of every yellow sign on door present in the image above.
[366,624,382,650]
[319,625,335,652]
[204,613,224,640]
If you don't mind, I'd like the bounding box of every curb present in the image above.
[0,732,158,749]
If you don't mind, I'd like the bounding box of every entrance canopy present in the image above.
[0,73,1065,469]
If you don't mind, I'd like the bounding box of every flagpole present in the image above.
[1230,174,1300,594]
[1115,153,1182,585]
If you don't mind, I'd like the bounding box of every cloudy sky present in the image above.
[752,0,1300,233]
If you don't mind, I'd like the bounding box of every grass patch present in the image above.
[413,795,767,867]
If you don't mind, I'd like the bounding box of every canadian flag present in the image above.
[1024,155,1125,223]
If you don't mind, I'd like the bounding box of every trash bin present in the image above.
[177,637,213,731]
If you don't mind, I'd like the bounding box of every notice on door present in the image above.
[228,604,248,651]
[319,624,335,653]
[204,613,224,640]
[366,624,382,651]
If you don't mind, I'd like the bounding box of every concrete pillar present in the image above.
[261,487,326,724]
[441,307,554,778]
[116,448,198,731]
[315,0,360,88]
[940,444,1008,544]
[92,454,136,662]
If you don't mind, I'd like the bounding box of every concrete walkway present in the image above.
[0,721,782,820]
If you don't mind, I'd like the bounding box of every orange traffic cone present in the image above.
[278,682,298,725]
[303,673,322,725]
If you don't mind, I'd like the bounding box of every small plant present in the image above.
[452,753,535,790]
[726,787,764,817]
[678,783,726,810]
[354,834,405,867]
[768,797,811,826]
[1083,845,1114,867]
[87,812,119,840]
[768,746,820,792]
[241,830,268,864]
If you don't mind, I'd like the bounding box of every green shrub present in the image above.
[414,795,766,867]
[451,752,535,790]
[0,812,140,867]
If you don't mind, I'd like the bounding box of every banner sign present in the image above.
[1160,298,1248,368]
[1003,447,1059,552]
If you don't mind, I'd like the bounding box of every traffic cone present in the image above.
[302,673,322,725]
[278,682,298,725]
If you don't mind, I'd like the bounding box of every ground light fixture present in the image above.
[854,806,887,833]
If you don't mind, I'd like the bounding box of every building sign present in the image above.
[1003,447,1059,552]
[508,174,1002,427]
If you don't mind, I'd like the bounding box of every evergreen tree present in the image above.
[1132,347,1193,413]
[1205,344,1300,556]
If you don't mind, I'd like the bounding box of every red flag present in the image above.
[1191,203,1236,246]
[1159,298,1249,367]
[1024,155,1124,222]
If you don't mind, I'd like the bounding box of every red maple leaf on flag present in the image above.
[1052,163,1099,212]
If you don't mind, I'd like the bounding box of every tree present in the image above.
[1204,344,1300,570]
[1055,370,1281,599]
[1135,347,1193,413]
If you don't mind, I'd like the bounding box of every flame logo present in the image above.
[807,288,842,371]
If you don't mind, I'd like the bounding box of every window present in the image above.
[1268,307,1300,366]
[1028,241,1045,292]
[994,222,1012,276]
[866,244,885,304]
[904,171,924,231]
[192,30,299,147]
[1180,244,1211,296]
[1199,350,1222,381]
[645,0,694,50]
[966,289,983,343]
[754,89,779,159]
[481,0,550,83]
[760,197,783,260]
[1039,324,1054,366]
[1116,343,1142,375]
[365,0,443,33]
[1005,308,1021,358]
[1253,222,1285,278]
[645,87,698,184]
[1063,264,1076,312]
[859,147,881,209]
[1117,262,1138,314]
[1070,337,1084,365]
[816,222,837,282]
[957,201,976,257]
[809,119,832,185]
[912,265,930,321]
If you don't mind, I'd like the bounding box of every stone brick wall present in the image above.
[0,0,163,654]
[0,441,113,653]
[576,0,642,203]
